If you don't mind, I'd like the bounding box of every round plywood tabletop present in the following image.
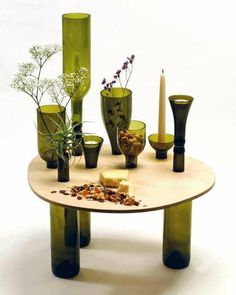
[28,145,215,213]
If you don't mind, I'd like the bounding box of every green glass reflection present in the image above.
[101,88,132,155]
[163,201,192,269]
[50,204,80,278]
[37,105,65,169]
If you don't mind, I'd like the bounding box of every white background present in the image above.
[0,0,235,294]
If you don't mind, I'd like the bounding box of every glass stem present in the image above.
[173,146,185,172]
[125,155,137,168]
[71,99,83,156]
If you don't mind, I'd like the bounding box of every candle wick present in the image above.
[162,69,164,74]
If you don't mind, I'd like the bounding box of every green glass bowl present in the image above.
[148,133,174,159]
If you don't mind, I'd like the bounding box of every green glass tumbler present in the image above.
[50,204,80,278]
[163,201,192,269]
[82,135,104,168]
[117,120,146,168]
[101,88,132,155]
[37,105,65,169]
[62,13,91,156]
[169,95,193,172]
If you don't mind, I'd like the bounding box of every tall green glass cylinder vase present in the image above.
[62,13,91,156]
[101,88,132,155]
[163,201,192,269]
[50,204,80,278]
[169,95,193,172]
[37,105,65,169]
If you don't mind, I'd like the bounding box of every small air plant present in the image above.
[48,116,81,161]
[101,54,135,96]
[41,115,83,182]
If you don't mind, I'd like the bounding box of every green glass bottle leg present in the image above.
[163,201,192,269]
[50,204,80,278]
[79,211,91,247]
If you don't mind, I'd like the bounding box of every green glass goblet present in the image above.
[117,120,146,168]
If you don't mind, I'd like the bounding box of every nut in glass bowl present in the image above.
[117,120,146,168]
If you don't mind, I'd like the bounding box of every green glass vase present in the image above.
[37,105,65,169]
[50,204,80,278]
[163,201,192,269]
[169,95,193,172]
[101,88,132,155]
[57,153,70,182]
[62,13,91,156]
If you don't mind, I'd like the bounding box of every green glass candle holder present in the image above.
[163,201,192,269]
[37,105,65,169]
[62,13,91,156]
[117,120,146,168]
[82,135,104,168]
[148,133,174,159]
[169,95,193,172]
[50,204,80,278]
[101,88,132,155]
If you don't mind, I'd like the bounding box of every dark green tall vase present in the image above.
[37,105,65,169]
[101,88,132,155]
[50,204,80,278]
[62,13,91,156]
[163,201,192,269]
[169,95,193,172]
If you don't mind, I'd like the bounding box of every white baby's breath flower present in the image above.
[61,68,89,99]
[29,44,62,67]
[18,63,36,76]
[48,79,67,105]
[11,43,61,105]
[11,74,36,95]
